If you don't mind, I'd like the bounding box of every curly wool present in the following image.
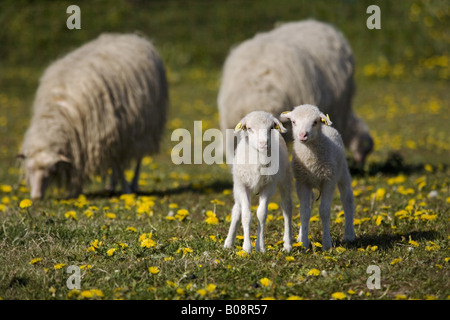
[21,33,168,194]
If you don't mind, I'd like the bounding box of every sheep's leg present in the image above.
[319,182,335,251]
[338,170,356,242]
[296,182,312,249]
[279,182,293,252]
[238,186,252,253]
[130,158,142,193]
[255,184,276,253]
[106,169,118,192]
[224,202,241,249]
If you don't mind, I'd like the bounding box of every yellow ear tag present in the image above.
[275,124,280,131]
[321,114,331,125]
[281,111,290,115]
[234,122,242,131]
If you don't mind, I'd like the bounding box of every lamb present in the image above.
[218,19,373,167]
[223,111,293,253]
[19,33,168,199]
[279,104,356,250]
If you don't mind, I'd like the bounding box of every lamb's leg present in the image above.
[319,182,335,251]
[279,182,293,252]
[255,183,276,253]
[130,158,142,193]
[238,186,252,253]
[338,170,356,242]
[224,202,241,249]
[296,182,312,249]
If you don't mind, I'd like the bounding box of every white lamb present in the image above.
[224,111,293,253]
[280,104,356,250]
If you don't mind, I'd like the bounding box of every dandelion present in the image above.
[19,199,32,209]
[259,278,273,287]
[285,256,295,262]
[390,258,402,265]
[65,210,78,221]
[204,210,219,225]
[196,289,207,297]
[287,295,303,300]
[126,226,137,232]
[210,199,225,206]
[105,212,116,219]
[331,292,347,300]
[206,284,217,292]
[374,188,386,201]
[83,209,93,218]
[335,247,346,253]
[29,258,42,265]
[307,268,321,276]
[176,247,193,255]
[168,203,178,209]
[236,250,248,258]
[148,266,160,275]
[106,248,117,256]
[175,209,189,221]
[395,294,407,300]
[312,242,322,248]
[408,239,419,247]
[54,263,66,270]
[267,202,279,211]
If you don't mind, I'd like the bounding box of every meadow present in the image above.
[0,0,448,300]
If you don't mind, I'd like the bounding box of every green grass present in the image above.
[0,0,449,300]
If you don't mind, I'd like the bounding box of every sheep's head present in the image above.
[18,151,71,200]
[234,111,286,152]
[280,104,331,143]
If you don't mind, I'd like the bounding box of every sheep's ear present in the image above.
[234,121,247,133]
[58,154,71,164]
[273,118,287,133]
[279,111,291,122]
[319,113,332,126]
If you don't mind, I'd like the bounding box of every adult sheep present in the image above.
[19,33,168,199]
[218,19,373,167]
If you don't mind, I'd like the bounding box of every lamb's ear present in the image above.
[279,111,291,122]
[234,118,247,133]
[319,112,332,126]
[273,118,287,133]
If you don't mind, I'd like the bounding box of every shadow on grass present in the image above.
[339,230,441,250]
[83,179,233,199]
[349,151,431,177]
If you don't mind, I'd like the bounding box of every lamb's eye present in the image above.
[292,120,296,126]
[247,128,253,133]
[313,120,318,126]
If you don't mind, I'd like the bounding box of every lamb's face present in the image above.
[235,111,286,152]
[280,105,331,144]
[22,151,70,199]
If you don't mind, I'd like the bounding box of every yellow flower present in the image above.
[204,210,219,225]
[390,258,402,265]
[374,188,386,201]
[259,277,273,287]
[267,202,279,211]
[331,292,347,300]
[285,256,295,262]
[54,263,66,270]
[176,247,193,255]
[206,284,217,292]
[312,242,322,248]
[210,199,225,206]
[424,164,433,172]
[236,250,248,258]
[148,266,160,274]
[196,289,207,296]
[126,226,137,232]
[65,210,78,221]
[168,203,178,209]
[105,212,116,219]
[408,239,419,247]
[140,238,157,248]
[19,199,32,209]
[175,209,189,221]
[307,268,321,276]
[106,248,117,256]
[287,296,303,300]
[29,258,42,265]
[335,247,346,253]
[83,209,93,218]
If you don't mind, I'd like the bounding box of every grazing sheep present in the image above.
[224,111,293,253]
[280,104,356,250]
[19,33,168,199]
[218,19,373,166]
